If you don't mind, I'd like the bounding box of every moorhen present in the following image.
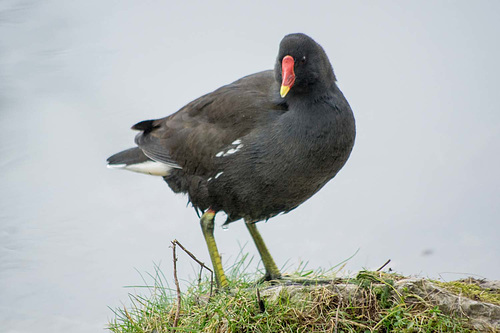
[107,33,356,288]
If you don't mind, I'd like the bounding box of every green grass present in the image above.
[434,278,500,306]
[108,254,489,332]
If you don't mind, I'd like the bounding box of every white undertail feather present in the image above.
[107,161,172,176]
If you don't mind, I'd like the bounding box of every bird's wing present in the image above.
[133,70,287,175]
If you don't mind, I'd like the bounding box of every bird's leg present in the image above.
[200,209,229,289]
[245,221,281,281]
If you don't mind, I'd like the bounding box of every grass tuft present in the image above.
[108,254,495,332]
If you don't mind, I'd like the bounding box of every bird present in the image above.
[107,33,356,288]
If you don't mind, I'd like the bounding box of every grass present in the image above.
[434,278,500,306]
[108,251,493,332]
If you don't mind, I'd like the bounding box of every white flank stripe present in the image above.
[108,161,172,176]
[224,148,237,155]
[215,172,223,179]
[222,144,243,156]
[216,141,244,158]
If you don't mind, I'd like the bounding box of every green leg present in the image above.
[200,210,228,289]
[245,221,281,281]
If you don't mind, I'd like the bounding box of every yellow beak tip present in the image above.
[280,85,290,98]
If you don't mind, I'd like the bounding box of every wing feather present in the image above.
[133,70,286,175]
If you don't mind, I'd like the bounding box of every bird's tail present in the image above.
[107,147,173,176]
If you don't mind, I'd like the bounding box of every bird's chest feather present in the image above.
[213,106,349,197]
[203,106,353,221]
[266,105,351,175]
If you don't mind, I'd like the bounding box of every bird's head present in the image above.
[275,33,336,98]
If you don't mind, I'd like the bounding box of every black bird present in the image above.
[107,33,356,288]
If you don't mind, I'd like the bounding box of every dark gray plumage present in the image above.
[108,33,356,225]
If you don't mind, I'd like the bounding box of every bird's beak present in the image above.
[280,55,295,98]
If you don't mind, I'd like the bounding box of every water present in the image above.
[1,1,499,332]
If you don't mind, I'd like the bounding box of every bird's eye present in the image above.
[300,56,307,64]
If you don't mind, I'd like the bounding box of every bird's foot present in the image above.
[256,272,282,285]
[257,273,336,286]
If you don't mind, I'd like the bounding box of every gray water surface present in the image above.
[1,1,499,332]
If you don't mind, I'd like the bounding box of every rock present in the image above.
[395,278,500,331]
[259,277,500,331]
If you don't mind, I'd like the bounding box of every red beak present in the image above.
[280,55,295,97]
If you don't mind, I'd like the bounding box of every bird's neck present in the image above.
[286,82,339,108]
